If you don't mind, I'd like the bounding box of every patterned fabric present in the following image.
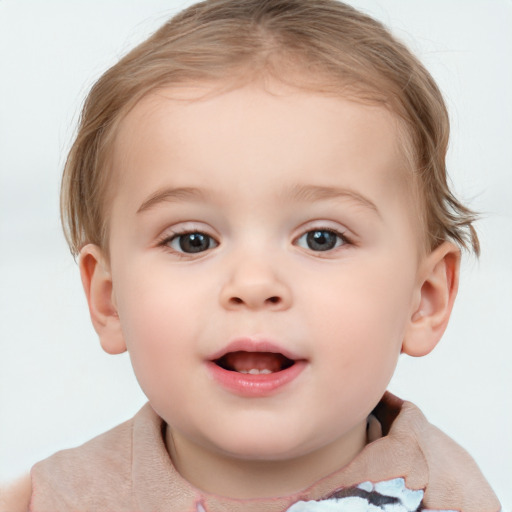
[285,478,454,512]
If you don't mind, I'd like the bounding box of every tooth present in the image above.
[235,368,276,375]
[242,368,274,375]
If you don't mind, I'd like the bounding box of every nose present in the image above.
[219,255,292,311]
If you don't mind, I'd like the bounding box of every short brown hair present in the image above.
[60,0,479,257]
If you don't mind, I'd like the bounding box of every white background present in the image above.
[0,0,511,507]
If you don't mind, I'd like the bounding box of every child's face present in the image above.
[91,82,431,477]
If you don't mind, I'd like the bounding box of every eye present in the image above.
[167,232,218,254]
[296,229,347,252]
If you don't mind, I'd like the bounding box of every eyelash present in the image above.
[157,227,353,256]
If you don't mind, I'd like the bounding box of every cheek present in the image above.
[113,265,204,384]
[305,257,415,368]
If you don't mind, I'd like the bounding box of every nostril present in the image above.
[225,295,285,308]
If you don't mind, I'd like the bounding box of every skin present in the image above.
[77,82,460,500]
[0,475,31,512]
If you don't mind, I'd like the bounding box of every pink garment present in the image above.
[29,393,501,512]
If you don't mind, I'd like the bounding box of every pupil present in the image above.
[180,233,209,253]
[307,230,336,251]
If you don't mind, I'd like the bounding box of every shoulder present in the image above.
[31,412,136,495]
[372,393,501,511]
[400,400,501,511]
[0,474,31,512]
[29,403,159,511]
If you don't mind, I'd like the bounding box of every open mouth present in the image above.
[213,351,296,375]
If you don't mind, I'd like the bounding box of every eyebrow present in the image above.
[136,183,380,216]
[285,184,380,217]
[137,186,207,214]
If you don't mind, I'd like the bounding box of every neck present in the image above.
[165,420,368,499]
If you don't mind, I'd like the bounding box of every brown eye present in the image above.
[169,232,218,253]
[296,229,345,252]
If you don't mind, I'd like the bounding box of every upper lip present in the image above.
[207,337,303,362]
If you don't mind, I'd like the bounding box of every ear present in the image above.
[79,244,126,355]
[402,242,460,357]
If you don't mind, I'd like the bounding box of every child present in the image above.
[1,0,504,510]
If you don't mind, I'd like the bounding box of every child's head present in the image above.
[61,0,478,259]
[62,0,478,497]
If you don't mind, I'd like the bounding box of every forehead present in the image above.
[111,82,409,193]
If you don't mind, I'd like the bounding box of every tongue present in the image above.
[217,351,293,373]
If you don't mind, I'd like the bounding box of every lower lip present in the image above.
[206,361,307,397]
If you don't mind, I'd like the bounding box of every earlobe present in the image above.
[79,244,127,355]
[402,242,460,357]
